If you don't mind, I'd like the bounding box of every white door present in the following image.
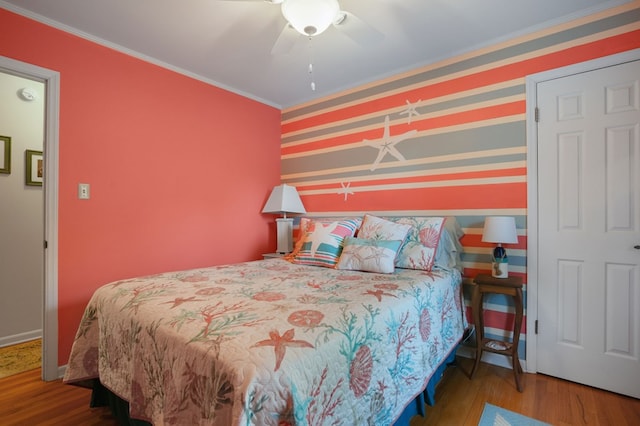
[537,59,640,398]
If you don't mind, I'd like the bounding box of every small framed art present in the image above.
[0,135,10,174]
[25,149,43,186]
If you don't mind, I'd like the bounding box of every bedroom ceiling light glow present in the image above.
[281,0,340,36]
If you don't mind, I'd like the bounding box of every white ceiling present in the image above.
[2,0,631,108]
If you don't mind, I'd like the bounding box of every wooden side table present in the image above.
[470,273,524,392]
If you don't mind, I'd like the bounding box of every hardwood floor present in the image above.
[0,359,638,425]
[412,357,640,426]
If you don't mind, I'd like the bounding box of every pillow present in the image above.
[433,217,465,271]
[287,216,361,260]
[336,237,403,274]
[358,214,412,242]
[392,217,446,271]
[285,217,313,261]
[293,218,361,268]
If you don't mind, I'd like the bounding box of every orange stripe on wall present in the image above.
[299,182,527,212]
[281,102,524,156]
[282,30,640,134]
[462,234,528,251]
[296,168,527,190]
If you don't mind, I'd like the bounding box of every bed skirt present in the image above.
[89,350,458,426]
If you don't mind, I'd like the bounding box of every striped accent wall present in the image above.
[280,3,640,361]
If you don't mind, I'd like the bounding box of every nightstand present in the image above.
[262,253,285,259]
[470,273,524,392]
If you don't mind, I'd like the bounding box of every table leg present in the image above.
[470,286,483,378]
[512,287,524,392]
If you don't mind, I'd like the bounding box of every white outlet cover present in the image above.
[78,183,90,199]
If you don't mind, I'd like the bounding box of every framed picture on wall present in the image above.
[0,135,10,174]
[25,149,43,186]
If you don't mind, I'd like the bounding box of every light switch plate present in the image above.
[78,183,90,200]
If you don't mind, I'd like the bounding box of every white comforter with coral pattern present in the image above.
[64,258,465,425]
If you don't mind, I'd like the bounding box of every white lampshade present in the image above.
[262,183,306,217]
[281,0,340,36]
[262,184,306,254]
[482,216,518,244]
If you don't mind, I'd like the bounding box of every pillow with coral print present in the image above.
[393,217,446,271]
[358,214,413,242]
[336,237,403,274]
[293,218,361,268]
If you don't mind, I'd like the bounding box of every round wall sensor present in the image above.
[19,87,39,101]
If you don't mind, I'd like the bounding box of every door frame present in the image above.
[525,48,640,373]
[0,56,60,381]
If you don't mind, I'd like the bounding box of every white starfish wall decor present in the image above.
[399,99,421,124]
[337,182,355,201]
[363,115,418,171]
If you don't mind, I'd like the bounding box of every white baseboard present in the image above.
[58,364,67,380]
[0,330,42,348]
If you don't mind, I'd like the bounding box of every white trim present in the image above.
[524,48,640,374]
[0,56,60,381]
[0,330,42,348]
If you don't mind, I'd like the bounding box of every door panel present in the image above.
[537,59,640,398]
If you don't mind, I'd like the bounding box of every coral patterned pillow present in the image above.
[358,214,412,242]
[392,217,446,271]
[336,237,403,274]
[293,218,361,268]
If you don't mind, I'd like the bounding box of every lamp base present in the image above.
[491,262,509,278]
[491,245,509,278]
[275,218,294,254]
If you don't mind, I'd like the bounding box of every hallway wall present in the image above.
[0,72,44,346]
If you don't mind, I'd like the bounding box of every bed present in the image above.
[63,215,467,425]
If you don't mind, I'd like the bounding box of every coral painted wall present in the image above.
[0,9,281,364]
[281,3,640,360]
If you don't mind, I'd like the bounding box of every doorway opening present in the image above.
[0,56,60,381]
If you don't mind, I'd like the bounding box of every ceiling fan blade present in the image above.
[271,23,301,55]
[333,11,384,46]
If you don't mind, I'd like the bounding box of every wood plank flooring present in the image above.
[0,358,638,425]
[412,357,640,426]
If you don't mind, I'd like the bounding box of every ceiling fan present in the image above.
[225,0,383,54]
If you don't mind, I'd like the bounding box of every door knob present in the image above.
[635,245,640,249]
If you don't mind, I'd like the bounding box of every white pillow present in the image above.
[336,237,403,274]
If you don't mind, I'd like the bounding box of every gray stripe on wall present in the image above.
[285,153,526,184]
[282,9,639,120]
[282,121,526,177]
[282,85,525,144]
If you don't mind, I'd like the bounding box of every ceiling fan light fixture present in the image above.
[281,0,340,36]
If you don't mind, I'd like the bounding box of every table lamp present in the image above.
[481,216,518,278]
[262,184,306,254]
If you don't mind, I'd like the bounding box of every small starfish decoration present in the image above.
[252,329,314,371]
[399,99,421,124]
[337,182,355,201]
[364,289,397,302]
[163,296,204,309]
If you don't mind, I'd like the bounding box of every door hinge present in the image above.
[44,240,48,249]
[535,320,538,334]
[535,107,540,122]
